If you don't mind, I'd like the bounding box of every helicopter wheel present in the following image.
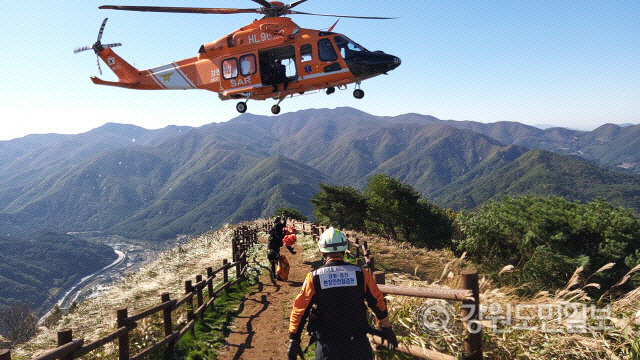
[353,89,365,99]
[326,87,335,95]
[271,104,281,115]
[236,101,247,113]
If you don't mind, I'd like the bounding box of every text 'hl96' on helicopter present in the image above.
[74,1,401,114]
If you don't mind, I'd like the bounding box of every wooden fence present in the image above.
[0,226,257,360]
[309,223,483,360]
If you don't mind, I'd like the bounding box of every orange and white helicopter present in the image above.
[75,1,401,114]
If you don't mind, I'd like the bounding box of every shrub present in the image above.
[457,195,640,293]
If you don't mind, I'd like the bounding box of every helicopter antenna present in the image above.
[327,19,340,32]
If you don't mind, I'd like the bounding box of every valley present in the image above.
[1,107,638,318]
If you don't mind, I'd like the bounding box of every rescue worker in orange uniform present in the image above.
[287,227,398,360]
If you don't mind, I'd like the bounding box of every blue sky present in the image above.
[1,0,638,140]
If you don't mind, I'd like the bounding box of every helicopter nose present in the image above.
[345,51,401,79]
[386,55,401,72]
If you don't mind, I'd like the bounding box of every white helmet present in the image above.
[318,227,348,253]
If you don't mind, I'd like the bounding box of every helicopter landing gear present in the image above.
[353,89,365,99]
[271,96,285,115]
[236,101,247,113]
[326,87,335,95]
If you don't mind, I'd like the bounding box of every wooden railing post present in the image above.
[117,308,130,360]
[355,238,360,258]
[0,349,9,360]
[196,275,204,308]
[372,271,387,353]
[460,271,482,360]
[373,271,385,285]
[57,328,73,360]
[161,292,174,352]
[232,236,238,263]
[185,280,195,336]
[223,259,229,292]
[207,267,215,297]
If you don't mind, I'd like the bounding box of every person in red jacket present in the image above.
[287,227,397,360]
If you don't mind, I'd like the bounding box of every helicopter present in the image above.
[74,1,401,115]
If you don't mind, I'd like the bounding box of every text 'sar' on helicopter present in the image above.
[74,1,401,115]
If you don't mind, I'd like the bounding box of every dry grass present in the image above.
[10,223,639,360]
[12,225,237,359]
[342,230,471,283]
[338,229,640,359]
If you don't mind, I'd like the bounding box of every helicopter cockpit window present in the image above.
[317,38,337,62]
[239,55,256,76]
[300,44,313,62]
[222,58,238,79]
[334,36,367,60]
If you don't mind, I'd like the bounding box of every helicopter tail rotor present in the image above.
[73,18,122,75]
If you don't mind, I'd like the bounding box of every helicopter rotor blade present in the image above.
[99,5,261,15]
[287,10,398,19]
[74,46,92,54]
[102,43,122,49]
[251,0,274,9]
[287,0,309,10]
[96,55,102,75]
[97,17,108,42]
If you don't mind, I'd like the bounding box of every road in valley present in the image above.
[38,245,126,323]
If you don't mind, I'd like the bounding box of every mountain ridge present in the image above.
[1,107,639,241]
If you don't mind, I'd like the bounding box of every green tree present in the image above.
[310,183,367,232]
[364,174,453,247]
[275,207,308,222]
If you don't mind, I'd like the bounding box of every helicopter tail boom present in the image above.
[97,47,140,83]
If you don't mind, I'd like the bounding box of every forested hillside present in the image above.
[419,117,640,173]
[0,230,116,312]
[1,108,638,355]
[1,108,639,242]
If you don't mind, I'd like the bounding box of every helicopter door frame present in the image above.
[258,45,298,89]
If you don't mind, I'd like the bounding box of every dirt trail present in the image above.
[217,236,314,360]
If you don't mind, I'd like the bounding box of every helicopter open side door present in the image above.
[259,45,298,91]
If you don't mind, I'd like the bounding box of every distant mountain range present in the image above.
[1,107,639,242]
[2,107,639,310]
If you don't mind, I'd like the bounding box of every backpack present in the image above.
[284,226,297,235]
[276,254,290,281]
[283,234,297,246]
